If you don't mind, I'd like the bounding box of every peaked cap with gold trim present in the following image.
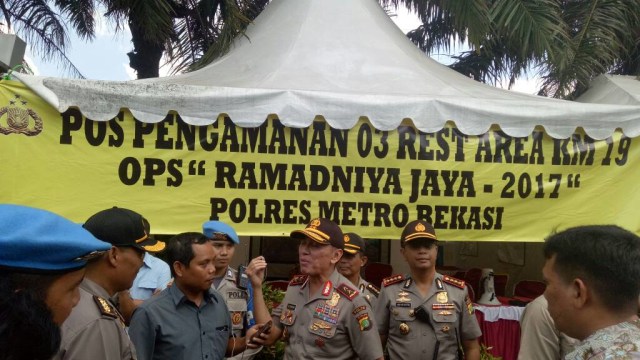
[401,220,437,245]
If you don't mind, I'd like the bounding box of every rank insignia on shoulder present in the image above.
[336,283,359,301]
[289,274,309,287]
[366,283,380,297]
[442,275,465,289]
[93,295,117,319]
[382,274,404,287]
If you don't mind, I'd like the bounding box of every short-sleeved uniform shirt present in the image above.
[272,270,384,360]
[356,277,380,310]
[128,284,231,360]
[55,278,136,360]
[375,273,481,360]
[213,267,255,337]
[130,253,172,301]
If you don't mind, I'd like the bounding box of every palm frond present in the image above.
[54,0,96,40]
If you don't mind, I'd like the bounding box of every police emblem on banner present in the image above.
[0,94,43,136]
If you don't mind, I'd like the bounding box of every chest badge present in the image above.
[396,291,411,303]
[326,291,340,306]
[437,291,448,303]
[399,322,410,335]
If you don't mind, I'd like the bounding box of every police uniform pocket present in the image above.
[227,299,247,330]
[390,306,416,339]
[431,308,457,340]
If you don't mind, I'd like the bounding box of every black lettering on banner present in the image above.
[155,116,174,150]
[374,129,389,159]
[409,170,476,203]
[119,157,141,185]
[551,134,596,165]
[357,123,373,158]
[416,205,503,230]
[60,108,83,144]
[208,198,313,224]
[396,126,449,161]
[108,113,125,147]
[601,135,632,166]
[317,202,409,227]
[133,120,155,148]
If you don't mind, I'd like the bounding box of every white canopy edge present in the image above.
[15,0,640,140]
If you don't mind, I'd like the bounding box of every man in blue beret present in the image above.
[0,204,111,360]
[54,207,165,360]
[202,220,271,359]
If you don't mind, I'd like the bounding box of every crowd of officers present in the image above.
[0,204,481,360]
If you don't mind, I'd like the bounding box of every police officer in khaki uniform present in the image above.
[338,232,380,309]
[254,218,384,360]
[375,220,481,360]
[203,220,270,360]
[54,207,165,360]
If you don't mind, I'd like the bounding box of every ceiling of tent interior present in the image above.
[15,0,640,140]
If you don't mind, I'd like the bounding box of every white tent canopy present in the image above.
[576,74,640,106]
[16,0,640,140]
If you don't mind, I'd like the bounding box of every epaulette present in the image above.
[366,283,380,297]
[442,275,465,289]
[336,283,359,301]
[382,274,404,287]
[289,274,308,287]
[93,295,118,319]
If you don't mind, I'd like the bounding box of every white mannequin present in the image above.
[477,268,501,305]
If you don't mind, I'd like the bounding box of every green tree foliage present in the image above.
[384,0,640,98]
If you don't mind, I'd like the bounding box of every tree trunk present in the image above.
[127,21,164,79]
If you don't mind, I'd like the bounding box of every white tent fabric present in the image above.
[576,74,640,106]
[15,0,640,140]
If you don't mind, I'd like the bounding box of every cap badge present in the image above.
[344,235,350,242]
[415,223,426,232]
[310,218,321,228]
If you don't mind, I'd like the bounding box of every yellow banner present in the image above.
[2,80,639,241]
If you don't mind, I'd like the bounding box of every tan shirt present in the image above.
[518,295,577,360]
[54,278,136,360]
[375,273,481,360]
[272,270,384,360]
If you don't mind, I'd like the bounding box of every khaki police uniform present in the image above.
[375,273,481,360]
[356,278,380,310]
[215,267,253,337]
[214,266,263,360]
[272,270,384,360]
[55,278,136,360]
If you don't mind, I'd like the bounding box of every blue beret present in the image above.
[0,204,112,273]
[203,221,239,244]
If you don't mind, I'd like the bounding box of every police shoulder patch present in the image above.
[366,283,380,297]
[442,275,465,289]
[93,295,117,319]
[289,274,309,287]
[382,274,404,287]
[336,283,359,301]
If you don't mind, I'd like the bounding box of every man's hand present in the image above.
[246,256,267,287]
[246,321,272,348]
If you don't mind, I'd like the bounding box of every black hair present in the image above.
[543,225,640,311]
[166,232,210,278]
[0,273,61,360]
